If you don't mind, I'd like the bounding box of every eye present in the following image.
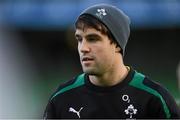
[87,36,100,42]
[88,37,97,42]
[75,35,82,42]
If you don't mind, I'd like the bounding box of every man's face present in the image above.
[75,27,119,75]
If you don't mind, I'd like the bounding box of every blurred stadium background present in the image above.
[0,0,179,118]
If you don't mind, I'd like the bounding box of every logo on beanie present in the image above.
[96,8,107,18]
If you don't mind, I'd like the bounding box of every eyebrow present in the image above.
[75,33,101,38]
[86,33,101,38]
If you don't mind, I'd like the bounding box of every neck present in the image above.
[89,63,130,87]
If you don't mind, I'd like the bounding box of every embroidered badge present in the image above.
[69,107,83,118]
[124,104,137,119]
[122,94,130,103]
[122,94,138,119]
[95,8,107,18]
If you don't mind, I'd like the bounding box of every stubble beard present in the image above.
[82,65,98,76]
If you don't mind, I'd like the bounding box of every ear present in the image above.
[115,46,121,53]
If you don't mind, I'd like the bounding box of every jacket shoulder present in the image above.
[129,71,180,118]
[50,73,85,100]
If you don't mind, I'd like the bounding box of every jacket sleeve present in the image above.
[165,93,180,118]
[156,88,180,119]
[143,77,180,118]
[43,100,56,119]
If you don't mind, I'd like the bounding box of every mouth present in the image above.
[81,57,94,63]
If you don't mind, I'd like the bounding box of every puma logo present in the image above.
[69,107,83,118]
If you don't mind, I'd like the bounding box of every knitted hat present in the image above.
[78,4,130,55]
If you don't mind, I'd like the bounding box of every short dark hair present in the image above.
[75,14,120,49]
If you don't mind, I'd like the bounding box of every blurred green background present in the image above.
[0,0,179,118]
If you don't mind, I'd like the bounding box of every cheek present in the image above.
[100,47,116,67]
[96,51,115,72]
[100,44,114,56]
[96,48,114,62]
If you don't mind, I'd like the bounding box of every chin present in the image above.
[83,68,96,75]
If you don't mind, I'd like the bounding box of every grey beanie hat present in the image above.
[78,4,130,55]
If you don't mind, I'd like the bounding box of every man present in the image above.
[44,4,180,119]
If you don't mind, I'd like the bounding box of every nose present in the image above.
[78,39,90,53]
